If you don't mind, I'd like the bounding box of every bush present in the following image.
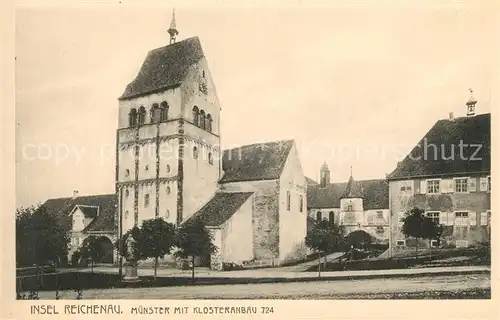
[222,262,244,271]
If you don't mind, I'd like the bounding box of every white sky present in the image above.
[15,2,498,208]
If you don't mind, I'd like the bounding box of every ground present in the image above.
[34,273,489,299]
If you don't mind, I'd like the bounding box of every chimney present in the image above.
[449,112,454,121]
[72,190,79,199]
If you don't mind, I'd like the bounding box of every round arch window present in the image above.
[125,189,130,197]
[166,164,171,173]
[124,210,129,219]
[125,169,130,177]
[145,165,149,171]
[165,210,170,219]
[166,186,171,195]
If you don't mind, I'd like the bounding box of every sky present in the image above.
[15,2,498,208]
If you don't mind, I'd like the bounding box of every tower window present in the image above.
[165,210,170,218]
[166,186,171,195]
[286,191,291,211]
[208,152,213,165]
[193,146,198,159]
[125,189,129,197]
[166,164,171,173]
[124,210,129,219]
[199,110,206,129]
[138,106,146,126]
[202,70,205,78]
[145,165,149,171]
[160,101,169,122]
[316,211,322,221]
[150,103,160,123]
[206,114,213,132]
[144,194,150,207]
[125,169,130,178]
[299,195,304,212]
[129,108,138,127]
[192,106,199,126]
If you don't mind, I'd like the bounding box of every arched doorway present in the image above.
[95,236,114,264]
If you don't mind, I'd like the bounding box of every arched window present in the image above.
[138,106,146,126]
[150,103,160,123]
[208,152,213,165]
[128,108,137,127]
[125,189,129,197]
[329,211,335,222]
[166,186,171,194]
[192,106,199,126]
[125,169,130,178]
[286,191,291,211]
[193,146,198,159]
[166,164,171,173]
[165,210,170,219]
[316,211,322,221]
[144,194,150,207]
[160,101,169,122]
[299,195,304,212]
[206,114,213,132]
[199,110,206,129]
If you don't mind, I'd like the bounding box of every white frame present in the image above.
[455,211,469,218]
[453,177,469,193]
[426,211,440,224]
[426,179,441,194]
[430,240,439,248]
[396,240,406,246]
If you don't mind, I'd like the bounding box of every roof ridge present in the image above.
[223,139,294,152]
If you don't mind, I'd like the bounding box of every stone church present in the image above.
[115,15,308,268]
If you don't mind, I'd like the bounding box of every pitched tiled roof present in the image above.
[306,177,318,185]
[41,194,116,233]
[220,140,294,183]
[119,37,204,100]
[187,192,254,227]
[75,205,99,218]
[340,175,364,199]
[387,113,491,180]
[307,179,388,210]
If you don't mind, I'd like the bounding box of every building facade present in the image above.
[387,106,491,252]
[307,164,390,243]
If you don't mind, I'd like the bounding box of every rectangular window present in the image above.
[480,212,489,226]
[426,179,440,194]
[455,212,468,218]
[286,191,291,211]
[454,178,468,193]
[430,240,439,248]
[480,177,489,192]
[396,240,406,246]
[426,211,440,224]
[75,238,80,246]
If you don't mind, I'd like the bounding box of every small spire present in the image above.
[466,88,477,117]
[168,8,179,44]
[350,165,353,177]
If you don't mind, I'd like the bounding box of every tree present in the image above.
[140,218,177,280]
[16,205,70,267]
[345,230,373,249]
[175,219,216,281]
[305,220,344,277]
[401,207,443,257]
[79,236,104,272]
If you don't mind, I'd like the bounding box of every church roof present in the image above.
[340,175,364,199]
[119,37,204,100]
[220,140,294,183]
[387,113,490,180]
[41,194,116,233]
[186,192,254,227]
[74,205,99,219]
[307,179,388,210]
[306,177,318,185]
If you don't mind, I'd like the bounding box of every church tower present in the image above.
[116,12,222,232]
[319,162,330,188]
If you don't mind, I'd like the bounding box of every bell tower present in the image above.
[319,162,330,188]
[116,13,221,233]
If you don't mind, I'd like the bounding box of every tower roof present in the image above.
[119,36,204,100]
[340,174,364,199]
[321,162,329,171]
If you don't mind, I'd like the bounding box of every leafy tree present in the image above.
[345,230,373,249]
[140,218,177,280]
[401,207,443,256]
[16,205,69,267]
[79,236,104,272]
[305,220,344,277]
[175,219,216,280]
